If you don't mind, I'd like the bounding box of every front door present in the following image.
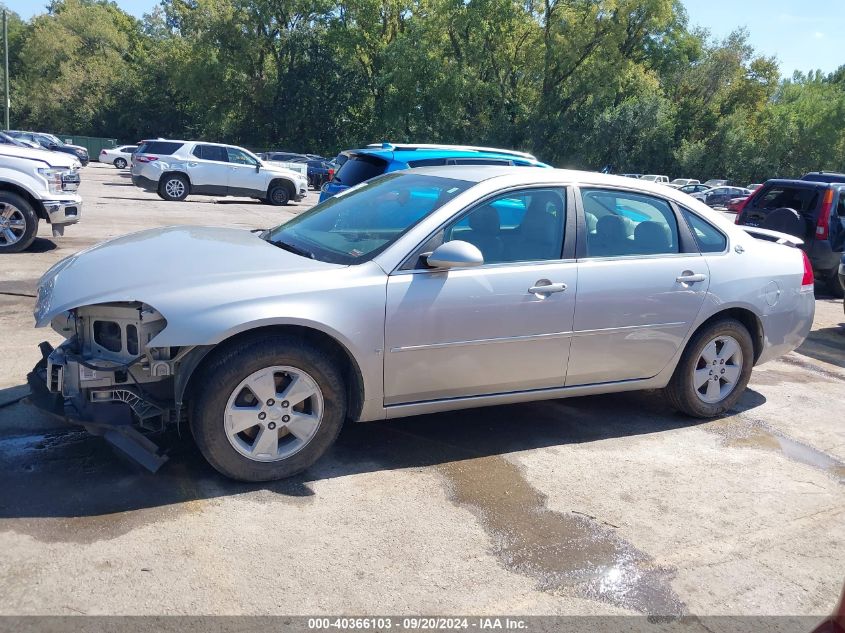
[384,187,577,405]
[566,186,708,386]
[226,147,263,197]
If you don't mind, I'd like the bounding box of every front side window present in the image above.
[682,209,727,253]
[266,173,474,265]
[582,188,679,257]
[226,147,258,165]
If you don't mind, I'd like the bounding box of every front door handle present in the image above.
[529,281,567,295]
[676,272,707,284]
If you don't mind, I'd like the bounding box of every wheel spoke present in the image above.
[1,205,14,220]
[280,374,317,407]
[694,368,711,389]
[717,338,740,362]
[722,365,741,384]
[251,425,279,457]
[2,228,18,244]
[700,341,717,364]
[705,378,720,401]
[286,413,319,441]
[8,219,25,229]
[227,407,261,434]
[247,370,278,404]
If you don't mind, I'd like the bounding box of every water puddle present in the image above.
[438,455,685,616]
[708,419,845,482]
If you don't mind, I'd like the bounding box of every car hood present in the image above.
[35,226,344,327]
[262,162,305,178]
[0,144,80,169]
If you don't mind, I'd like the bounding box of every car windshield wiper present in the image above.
[271,239,314,259]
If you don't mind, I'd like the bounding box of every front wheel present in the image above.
[0,192,38,253]
[159,174,189,201]
[113,157,127,169]
[267,183,290,206]
[190,335,347,481]
[665,319,754,418]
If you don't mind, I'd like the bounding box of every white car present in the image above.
[640,174,670,184]
[130,140,308,205]
[668,178,700,188]
[99,145,137,169]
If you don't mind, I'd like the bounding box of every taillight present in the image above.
[99,149,106,155]
[815,189,834,240]
[137,155,158,163]
[327,168,334,181]
[801,251,814,289]
[734,191,756,223]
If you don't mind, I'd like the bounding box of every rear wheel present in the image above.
[665,319,753,418]
[113,157,127,169]
[0,192,38,253]
[159,174,189,201]
[190,335,347,481]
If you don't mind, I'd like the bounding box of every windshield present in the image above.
[266,172,474,264]
[40,133,63,146]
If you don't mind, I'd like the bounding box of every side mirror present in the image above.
[426,240,484,269]
[48,143,58,150]
[255,162,261,172]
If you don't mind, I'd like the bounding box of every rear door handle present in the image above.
[676,273,707,284]
[529,281,567,295]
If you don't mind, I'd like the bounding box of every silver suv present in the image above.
[130,140,308,205]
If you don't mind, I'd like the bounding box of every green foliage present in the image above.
[2,0,843,181]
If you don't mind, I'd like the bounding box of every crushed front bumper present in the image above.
[26,342,169,472]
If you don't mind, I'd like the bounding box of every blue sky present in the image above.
[4,0,843,77]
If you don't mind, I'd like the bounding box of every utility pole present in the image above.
[3,10,8,130]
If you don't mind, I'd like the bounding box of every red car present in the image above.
[727,196,749,213]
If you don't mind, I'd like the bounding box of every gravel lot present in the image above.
[0,163,843,618]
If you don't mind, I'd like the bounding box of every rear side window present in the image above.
[407,158,448,167]
[191,144,228,162]
[333,155,388,186]
[753,186,819,213]
[682,209,727,253]
[140,141,184,155]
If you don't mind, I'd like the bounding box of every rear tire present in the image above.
[665,319,754,418]
[0,192,38,253]
[113,157,127,169]
[827,269,845,299]
[190,335,347,482]
[159,174,189,201]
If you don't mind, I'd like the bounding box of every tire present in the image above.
[760,207,806,240]
[267,183,291,206]
[827,269,845,299]
[159,174,189,201]
[665,318,754,418]
[190,334,347,481]
[0,192,39,253]
[113,157,127,169]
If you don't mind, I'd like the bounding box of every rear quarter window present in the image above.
[682,209,727,253]
[753,186,819,213]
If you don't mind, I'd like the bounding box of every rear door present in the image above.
[188,144,229,194]
[566,186,708,386]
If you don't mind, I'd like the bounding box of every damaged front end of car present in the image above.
[27,301,199,472]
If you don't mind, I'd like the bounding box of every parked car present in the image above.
[746,183,763,191]
[320,143,550,201]
[619,173,642,179]
[668,178,700,188]
[6,131,89,166]
[678,184,711,195]
[693,186,752,208]
[726,197,748,213]
[703,179,728,188]
[838,254,845,309]
[304,159,335,189]
[27,167,813,480]
[802,172,845,184]
[0,143,81,252]
[639,174,669,184]
[99,144,138,169]
[260,151,308,162]
[0,131,40,149]
[130,140,308,205]
[735,179,845,297]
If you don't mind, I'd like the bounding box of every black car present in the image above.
[6,130,89,165]
[260,151,308,162]
[0,131,38,149]
[736,179,845,297]
[695,186,751,208]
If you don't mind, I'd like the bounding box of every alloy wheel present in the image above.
[0,203,27,246]
[692,335,743,404]
[165,178,186,198]
[224,365,324,462]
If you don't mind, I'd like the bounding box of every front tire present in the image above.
[159,174,189,201]
[113,157,127,169]
[0,192,38,253]
[190,335,347,481]
[665,319,754,418]
[267,183,291,206]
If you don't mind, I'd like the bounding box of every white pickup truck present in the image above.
[0,144,81,253]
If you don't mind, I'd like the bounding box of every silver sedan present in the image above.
[29,167,815,481]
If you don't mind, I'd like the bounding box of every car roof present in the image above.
[344,146,549,166]
[761,178,835,189]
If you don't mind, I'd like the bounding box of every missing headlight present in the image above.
[93,320,122,353]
